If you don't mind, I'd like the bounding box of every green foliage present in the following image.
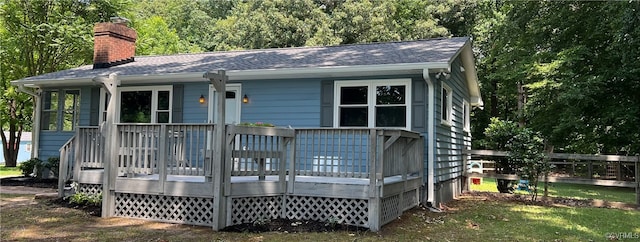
[133,16,201,55]
[68,192,102,206]
[45,157,60,178]
[1,0,129,167]
[474,2,640,154]
[506,128,552,200]
[18,158,42,176]
[483,118,552,199]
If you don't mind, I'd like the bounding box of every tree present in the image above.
[133,16,201,55]
[0,0,128,167]
[210,0,340,50]
[473,2,640,155]
[483,118,520,193]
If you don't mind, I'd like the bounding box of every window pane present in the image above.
[47,91,58,110]
[340,86,367,105]
[376,85,405,104]
[42,112,57,131]
[442,88,448,120]
[120,91,152,123]
[158,91,170,110]
[157,112,170,123]
[339,107,367,127]
[376,107,406,127]
[42,91,58,131]
[226,91,236,99]
[63,90,80,131]
[63,111,75,131]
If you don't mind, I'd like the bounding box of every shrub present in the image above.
[18,158,42,177]
[484,118,552,200]
[69,192,102,206]
[45,157,60,178]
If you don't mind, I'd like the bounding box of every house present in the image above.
[11,19,482,231]
[0,132,32,164]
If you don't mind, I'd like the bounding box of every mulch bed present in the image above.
[0,176,58,189]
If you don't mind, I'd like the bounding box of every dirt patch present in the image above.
[463,191,639,210]
[48,197,102,217]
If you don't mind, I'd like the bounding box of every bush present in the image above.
[45,157,60,178]
[68,192,102,206]
[18,158,42,177]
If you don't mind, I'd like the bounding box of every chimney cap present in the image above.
[110,17,130,25]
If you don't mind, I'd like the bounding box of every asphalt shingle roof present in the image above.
[18,37,469,82]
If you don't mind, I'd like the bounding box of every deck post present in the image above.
[287,134,296,194]
[205,70,227,230]
[93,73,119,217]
[158,125,167,194]
[367,129,382,231]
[635,155,640,207]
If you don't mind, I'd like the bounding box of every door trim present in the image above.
[208,84,242,124]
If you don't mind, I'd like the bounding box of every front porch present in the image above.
[58,124,423,231]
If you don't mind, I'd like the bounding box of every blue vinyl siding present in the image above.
[182,82,209,123]
[239,79,321,127]
[434,57,472,182]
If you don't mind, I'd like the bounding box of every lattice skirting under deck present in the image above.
[230,196,282,225]
[285,195,369,227]
[114,193,214,226]
[78,183,103,196]
[402,189,419,211]
[381,188,420,225]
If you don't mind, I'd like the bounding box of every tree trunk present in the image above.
[1,99,23,167]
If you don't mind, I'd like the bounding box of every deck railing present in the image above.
[116,124,217,177]
[226,125,295,179]
[293,128,423,180]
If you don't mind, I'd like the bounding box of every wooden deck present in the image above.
[60,125,424,231]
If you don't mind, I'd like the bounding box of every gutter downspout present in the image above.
[17,84,40,159]
[422,69,437,209]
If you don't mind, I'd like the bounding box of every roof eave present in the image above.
[11,62,451,88]
[459,40,483,108]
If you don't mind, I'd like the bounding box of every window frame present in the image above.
[114,85,173,124]
[463,99,470,132]
[333,79,412,129]
[41,89,80,132]
[441,83,453,126]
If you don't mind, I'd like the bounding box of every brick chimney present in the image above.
[93,17,137,69]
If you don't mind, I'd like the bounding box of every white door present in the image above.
[208,84,241,124]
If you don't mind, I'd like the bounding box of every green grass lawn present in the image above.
[471,177,637,204]
[0,166,22,178]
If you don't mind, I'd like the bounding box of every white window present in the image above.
[334,79,411,129]
[114,86,172,123]
[463,99,470,132]
[441,83,453,126]
[41,89,80,131]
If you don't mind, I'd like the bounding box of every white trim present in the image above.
[463,100,470,132]
[208,83,242,124]
[116,85,172,123]
[333,79,412,129]
[440,83,453,126]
